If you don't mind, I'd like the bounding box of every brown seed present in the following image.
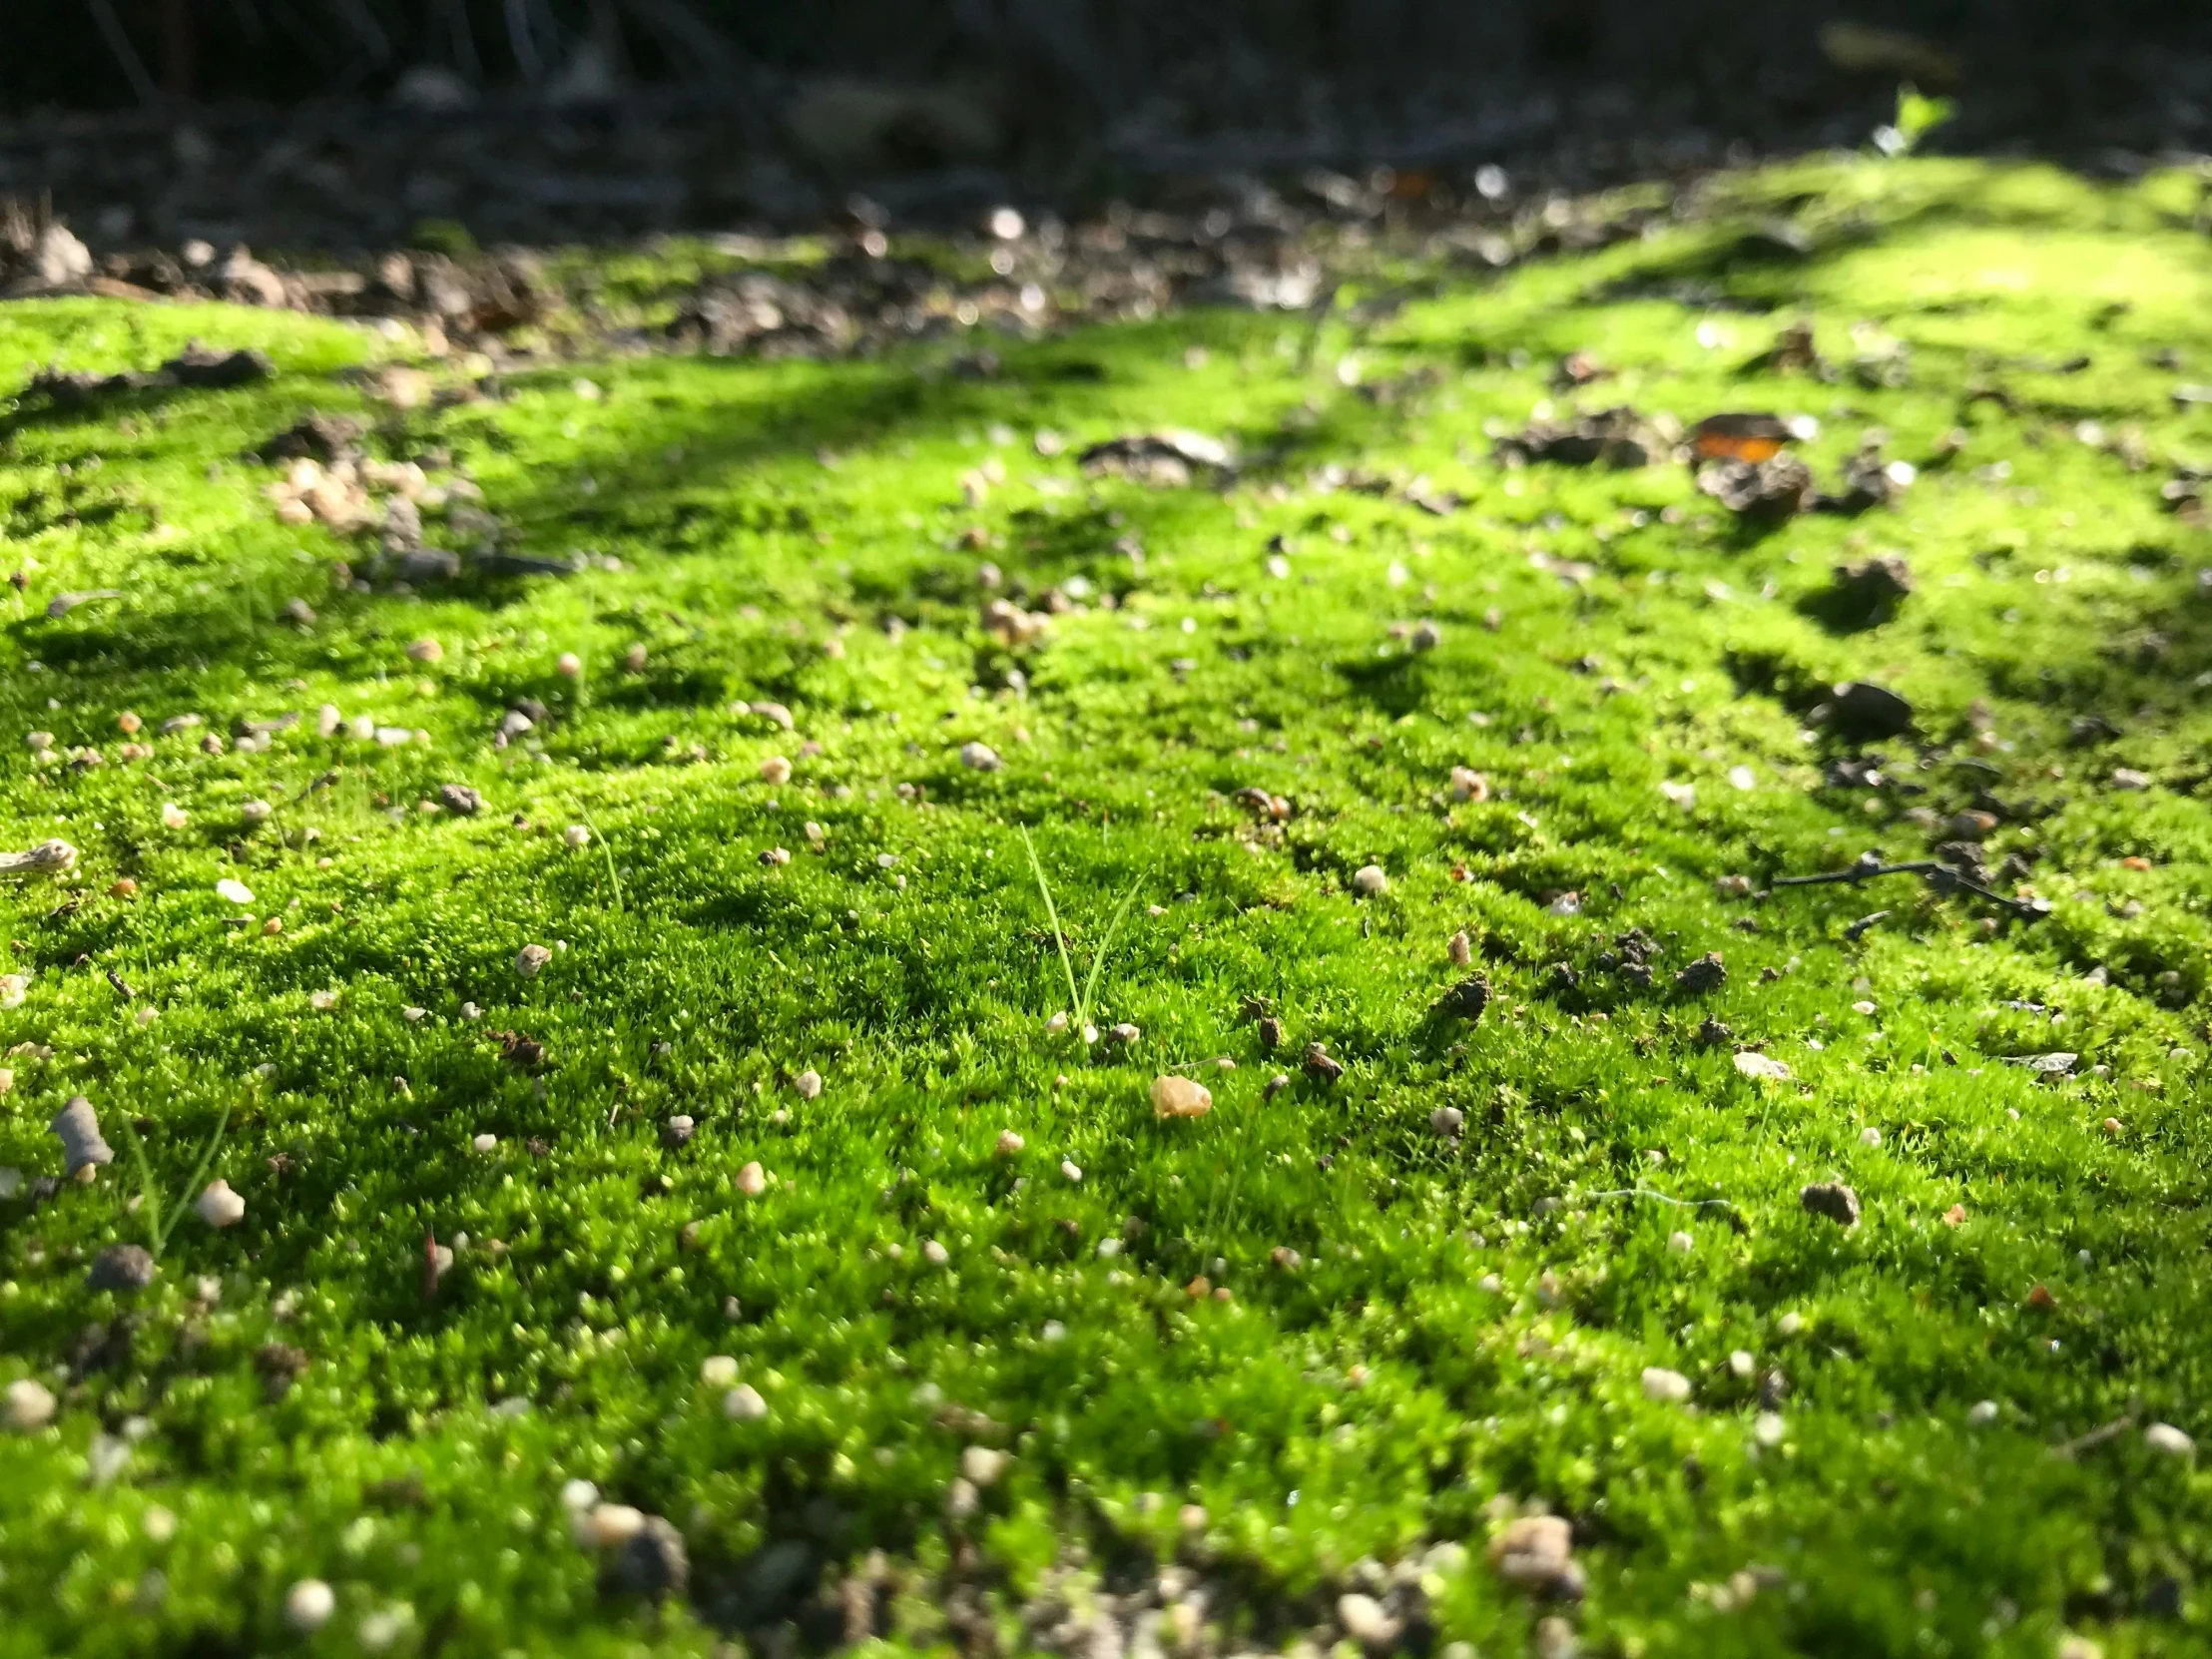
[109,878,138,898]
[1302,1044,1345,1085]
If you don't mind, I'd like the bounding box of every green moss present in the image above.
[2,157,2211,1656]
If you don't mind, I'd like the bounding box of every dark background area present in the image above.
[5,1,2212,250]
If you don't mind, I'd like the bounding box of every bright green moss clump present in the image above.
[4,158,2212,1657]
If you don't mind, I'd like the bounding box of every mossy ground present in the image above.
[4,157,2212,1659]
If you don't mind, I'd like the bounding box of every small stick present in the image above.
[0,840,77,878]
[1843,909,1891,941]
[1771,851,2046,919]
[2052,1412,2136,1459]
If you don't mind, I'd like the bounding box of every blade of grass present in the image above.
[120,1119,165,1257]
[1020,827,1083,1022]
[583,815,624,911]
[1079,866,1146,1027]
[154,1099,232,1257]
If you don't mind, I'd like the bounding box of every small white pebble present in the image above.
[1777,1312,1802,1337]
[402,1006,426,1022]
[565,825,591,847]
[284,1579,336,1633]
[735,1161,767,1198]
[995,1129,1024,1157]
[794,1069,823,1100]
[923,1238,950,1266]
[760,755,793,785]
[1667,1230,1693,1255]
[960,741,1002,772]
[1852,999,1878,1016]
[1096,1238,1123,1259]
[515,943,552,978]
[1477,1273,1501,1294]
[1861,1126,1883,1147]
[1641,1367,1693,1403]
[5,1378,57,1430]
[1754,1411,1785,1446]
[560,1478,599,1511]
[1967,1399,1999,1426]
[216,876,255,905]
[1729,1350,1754,1379]
[2146,1422,2195,1457]
[699,1355,740,1388]
[1351,863,1387,896]
[724,1383,769,1422]
[472,1133,498,1153]
[961,1445,1008,1486]
[194,1180,246,1228]
[143,1504,177,1542]
[557,652,583,678]
[1061,1159,1082,1183]
[585,1503,645,1548]
[1041,1320,1066,1342]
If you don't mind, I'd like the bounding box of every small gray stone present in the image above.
[87,1244,158,1292]
[439,784,483,816]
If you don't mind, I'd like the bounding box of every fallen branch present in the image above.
[0,839,77,878]
[2052,1411,2136,1459]
[1771,851,2048,920]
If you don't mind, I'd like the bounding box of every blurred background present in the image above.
[3,1,2211,248]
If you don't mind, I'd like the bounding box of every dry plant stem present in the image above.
[0,839,78,877]
[1771,854,2045,919]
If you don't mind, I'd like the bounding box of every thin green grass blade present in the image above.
[156,1100,233,1258]
[1080,865,1147,1027]
[1020,827,1083,1020]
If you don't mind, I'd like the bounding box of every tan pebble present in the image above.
[699,1355,739,1388]
[1449,767,1488,803]
[1351,863,1387,895]
[735,1161,767,1198]
[557,652,582,678]
[515,944,552,978]
[761,755,792,784]
[586,1503,646,1548]
[264,917,282,936]
[1149,1075,1213,1119]
[1447,930,1472,965]
[116,711,141,735]
[623,643,648,672]
[405,637,443,664]
[109,878,137,897]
